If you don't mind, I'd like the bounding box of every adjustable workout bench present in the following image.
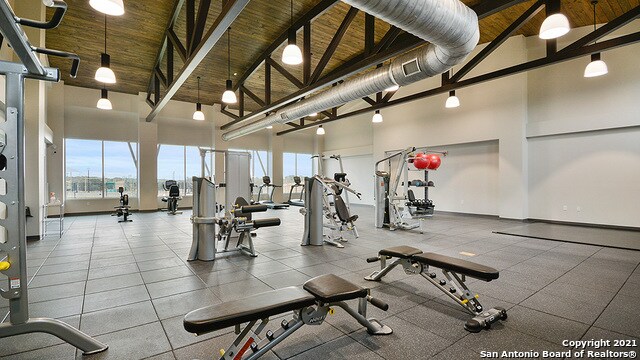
[184,274,392,360]
[365,246,507,332]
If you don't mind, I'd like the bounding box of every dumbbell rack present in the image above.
[0,0,107,354]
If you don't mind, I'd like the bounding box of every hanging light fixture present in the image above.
[193,77,205,120]
[89,0,125,16]
[266,125,273,129]
[282,0,303,65]
[539,10,570,40]
[584,1,608,78]
[372,110,383,123]
[316,125,325,135]
[385,84,399,92]
[222,28,238,104]
[97,88,112,110]
[445,90,460,108]
[95,15,116,84]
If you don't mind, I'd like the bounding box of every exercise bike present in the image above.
[114,187,132,222]
[161,180,182,215]
[256,176,289,209]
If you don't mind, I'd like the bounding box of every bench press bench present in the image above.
[365,246,507,332]
[184,274,392,360]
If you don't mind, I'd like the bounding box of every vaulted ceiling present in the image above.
[45,0,640,112]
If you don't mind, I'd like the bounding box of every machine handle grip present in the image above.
[366,257,379,263]
[368,296,389,311]
[17,0,67,30]
[239,204,268,213]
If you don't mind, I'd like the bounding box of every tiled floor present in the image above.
[1,206,639,359]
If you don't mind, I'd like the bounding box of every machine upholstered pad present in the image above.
[379,246,423,259]
[413,253,499,281]
[303,274,368,303]
[183,287,315,334]
[253,218,282,228]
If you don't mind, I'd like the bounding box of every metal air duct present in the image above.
[222,0,479,141]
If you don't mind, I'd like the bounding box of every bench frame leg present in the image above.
[216,298,392,359]
[365,257,419,281]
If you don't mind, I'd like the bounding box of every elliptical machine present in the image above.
[114,187,132,223]
[161,180,182,215]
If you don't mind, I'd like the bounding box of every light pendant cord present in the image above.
[227,28,231,80]
[197,76,200,102]
[290,0,293,26]
[104,15,107,53]
[592,1,597,44]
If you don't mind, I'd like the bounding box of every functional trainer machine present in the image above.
[256,176,289,209]
[286,176,305,207]
[375,147,446,233]
[0,0,107,354]
[161,180,182,215]
[114,187,132,222]
[301,175,361,248]
[184,274,392,360]
[189,149,280,261]
[365,246,507,332]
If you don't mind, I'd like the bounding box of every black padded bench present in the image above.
[184,274,391,360]
[366,246,507,332]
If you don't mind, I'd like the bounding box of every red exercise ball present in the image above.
[413,153,431,169]
[426,154,441,170]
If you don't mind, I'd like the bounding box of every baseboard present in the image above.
[526,218,640,232]
[434,210,504,220]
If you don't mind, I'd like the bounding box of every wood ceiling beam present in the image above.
[309,6,359,84]
[146,0,185,95]
[451,0,544,83]
[167,28,187,62]
[222,0,529,131]
[266,57,304,89]
[233,0,339,91]
[146,0,250,122]
[240,84,265,107]
[190,0,212,54]
[277,30,640,136]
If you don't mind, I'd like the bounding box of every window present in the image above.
[104,141,138,198]
[283,153,312,196]
[65,139,137,199]
[157,145,206,196]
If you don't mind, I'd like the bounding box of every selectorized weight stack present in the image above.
[0,0,107,354]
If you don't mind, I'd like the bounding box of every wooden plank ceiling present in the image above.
[46,0,640,111]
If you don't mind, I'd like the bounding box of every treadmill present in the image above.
[286,176,305,207]
[257,176,289,209]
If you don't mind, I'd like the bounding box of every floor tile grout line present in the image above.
[72,216,97,359]
[0,216,78,324]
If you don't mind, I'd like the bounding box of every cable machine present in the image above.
[0,0,107,354]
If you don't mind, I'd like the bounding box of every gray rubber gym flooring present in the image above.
[495,222,640,251]
[2,207,639,359]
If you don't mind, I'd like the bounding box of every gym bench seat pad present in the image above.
[303,274,368,303]
[413,253,500,281]
[184,287,315,334]
[379,245,423,259]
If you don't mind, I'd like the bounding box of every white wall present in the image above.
[323,154,375,206]
[319,23,640,227]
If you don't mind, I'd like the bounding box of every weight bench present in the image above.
[365,246,507,332]
[184,274,392,360]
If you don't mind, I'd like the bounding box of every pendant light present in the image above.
[309,112,317,117]
[222,28,238,104]
[89,0,125,16]
[372,110,383,123]
[445,90,460,108]
[266,125,273,129]
[584,1,608,78]
[97,88,112,110]
[316,125,325,135]
[193,77,205,121]
[282,0,303,65]
[95,15,116,84]
[539,2,570,40]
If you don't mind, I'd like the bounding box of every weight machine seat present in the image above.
[184,287,315,335]
[303,274,368,303]
[334,195,358,223]
[413,253,499,282]
[253,218,281,229]
[379,245,423,259]
[168,185,180,197]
